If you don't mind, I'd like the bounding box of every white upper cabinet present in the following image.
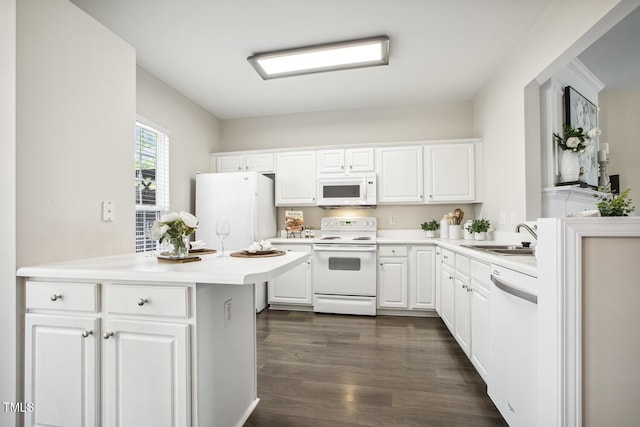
[275,151,317,206]
[213,152,274,173]
[376,146,424,203]
[318,147,374,173]
[424,143,476,202]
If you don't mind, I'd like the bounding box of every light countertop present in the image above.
[17,251,310,285]
[267,230,537,277]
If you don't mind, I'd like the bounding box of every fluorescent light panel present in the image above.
[248,36,389,80]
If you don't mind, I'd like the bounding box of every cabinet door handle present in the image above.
[443,255,448,260]
[81,330,93,338]
[103,332,114,340]
[50,294,62,302]
[137,298,148,306]
[449,276,453,280]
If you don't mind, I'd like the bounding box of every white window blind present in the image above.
[135,120,169,252]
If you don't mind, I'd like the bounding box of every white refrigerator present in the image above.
[195,172,277,312]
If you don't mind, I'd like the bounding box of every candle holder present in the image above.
[598,159,610,188]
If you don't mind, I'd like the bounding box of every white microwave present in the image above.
[317,173,377,208]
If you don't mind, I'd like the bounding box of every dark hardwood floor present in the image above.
[245,310,507,427]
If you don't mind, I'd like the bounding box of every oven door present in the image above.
[312,244,377,296]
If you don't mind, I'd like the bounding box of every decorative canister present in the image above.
[463,220,473,240]
[448,224,462,240]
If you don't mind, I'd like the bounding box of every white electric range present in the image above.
[312,217,377,315]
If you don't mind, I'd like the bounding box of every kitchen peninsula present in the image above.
[17,251,309,427]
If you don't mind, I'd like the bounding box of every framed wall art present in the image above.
[564,86,599,188]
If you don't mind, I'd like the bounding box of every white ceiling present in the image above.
[69,0,554,119]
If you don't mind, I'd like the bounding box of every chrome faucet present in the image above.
[515,223,537,240]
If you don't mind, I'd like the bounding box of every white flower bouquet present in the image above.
[151,211,199,257]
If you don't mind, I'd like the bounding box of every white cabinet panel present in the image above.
[25,314,98,427]
[454,274,471,356]
[318,148,374,173]
[216,155,245,173]
[104,319,190,427]
[378,257,408,308]
[275,151,317,205]
[269,244,312,305]
[440,264,455,333]
[424,143,475,202]
[470,279,489,381]
[214,153,274,173]
[317,149,345,173]
[410,247,435,310]
[345,147,374,172]
[376,146,423,203]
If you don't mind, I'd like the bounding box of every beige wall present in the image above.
[276,204,475,233]
[474,0,638,230]
[0,0,16,421]
[599,91,640,200]
[16,0,136,266]
[582,236,640,426]
[221,101,474,151]
[222,101,476,230]
[136,66,222,215]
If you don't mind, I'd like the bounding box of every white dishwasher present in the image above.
[488,264,537,427]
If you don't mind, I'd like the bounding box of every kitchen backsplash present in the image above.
[276,204,477,232]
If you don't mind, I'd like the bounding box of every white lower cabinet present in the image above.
[410,246,435,309]
[25,313,99,427]
[454,273,471,355]
[469,260,490,382]
[440,264,455,333]
[437,251,491,384]
[377,246,408,308]
[103,319,190,427]
[268,244,313,306]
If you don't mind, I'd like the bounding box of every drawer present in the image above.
[441,248,455,267]
[456,254,470,277]
[470,259,491,284]
[279,244,312,254]
[105,284,189,318]
[378,245,408,257]
[26,281,98,312]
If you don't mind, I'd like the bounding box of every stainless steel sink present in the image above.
[461,244,523,250]
[461,244,536,256]
[486,248,535,256]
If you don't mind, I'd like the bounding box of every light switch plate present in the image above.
[102,201,114,221]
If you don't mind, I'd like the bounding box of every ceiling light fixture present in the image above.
[247,36,390,80]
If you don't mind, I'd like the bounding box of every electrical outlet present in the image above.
[224,299,232,327]
[499,212,506,225]
[510,212,517,225]
[390,216,397,225]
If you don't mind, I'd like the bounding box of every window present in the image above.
[135,120,169,252]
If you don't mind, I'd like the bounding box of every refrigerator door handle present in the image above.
[251,186,258,242]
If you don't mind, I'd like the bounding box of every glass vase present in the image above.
[167,235,189,259]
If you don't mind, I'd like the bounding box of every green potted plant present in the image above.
[421,219,440,238]
[594,187,635,216]
[466,218,491,240]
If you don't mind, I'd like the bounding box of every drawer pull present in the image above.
[137,298,148,306]
[103,332,114,340]
[50,294,62,302]
[81,330,93,338]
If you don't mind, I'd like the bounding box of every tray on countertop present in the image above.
[230,250,286,258]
